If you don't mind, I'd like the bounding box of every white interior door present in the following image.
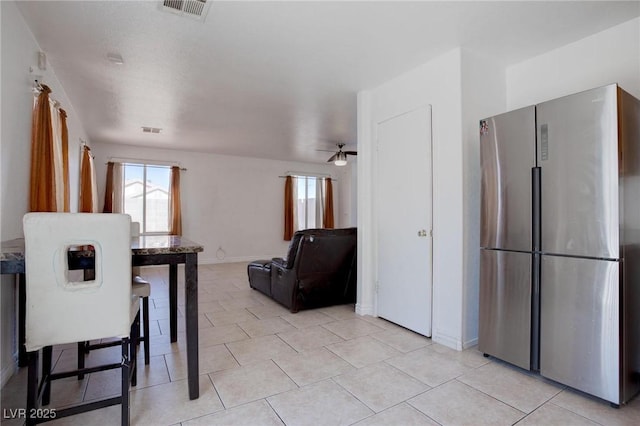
[376,106,433,336]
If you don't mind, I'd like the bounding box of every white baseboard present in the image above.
[355,302,375,316]
[463,337,478,350]
[432,331,463,351]
[1,358,17,389]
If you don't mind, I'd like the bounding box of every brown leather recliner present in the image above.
[247,228,357,313]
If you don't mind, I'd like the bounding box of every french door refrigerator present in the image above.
[479,84,640,405]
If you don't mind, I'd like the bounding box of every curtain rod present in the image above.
[106,158,187,171]
[283,171,333,178]
[278,175,337,181]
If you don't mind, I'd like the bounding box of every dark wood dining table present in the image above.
[0,235,204,400]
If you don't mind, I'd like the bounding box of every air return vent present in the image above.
[160,0,211,20]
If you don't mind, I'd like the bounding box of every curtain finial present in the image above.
[39,83,52,94]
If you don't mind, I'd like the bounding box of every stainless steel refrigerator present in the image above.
[479,84,640,405]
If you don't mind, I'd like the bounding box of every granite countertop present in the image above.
[1,238,25,262]
[1,236,204,262]
[131,235,204,255]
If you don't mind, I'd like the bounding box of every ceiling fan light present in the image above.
[334,151,348,166]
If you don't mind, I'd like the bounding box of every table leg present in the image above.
[26,350,38,426]
[185,253,199,400]
[18,273,26,367]
[169,264,178,343]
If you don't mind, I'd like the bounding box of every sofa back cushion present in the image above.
[294,228,355,273]
[295,233,354,274]
[292,228,356,304]
[285,228,355,267]
[283,231,306,269]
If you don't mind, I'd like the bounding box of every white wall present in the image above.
[358,47,507,350]
[340,160,357,228]
[358,49,466,349]
[507,17,640,108]
[460,49,506,347]
[92,143,348,264]
[1,0,88,386]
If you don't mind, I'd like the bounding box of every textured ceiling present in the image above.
[16,1,640,163]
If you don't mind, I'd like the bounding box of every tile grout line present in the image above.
[547,400,607,426]
[452,378,528,418]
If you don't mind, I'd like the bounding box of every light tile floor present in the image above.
[2,262,640,425]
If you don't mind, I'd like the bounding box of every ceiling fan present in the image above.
[326,143,357,166]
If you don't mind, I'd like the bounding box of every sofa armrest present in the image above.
[247,260,273,297]
[271,257,287,268]
[271,261,298,312]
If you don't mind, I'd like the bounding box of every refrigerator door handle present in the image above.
[531,252,540,371]
[532,167,541,253]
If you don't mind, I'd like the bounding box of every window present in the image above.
[294,175,326,231]
[122,163,171,234]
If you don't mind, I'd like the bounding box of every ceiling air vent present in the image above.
[160,0,211,21]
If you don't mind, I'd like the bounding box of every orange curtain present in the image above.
[323,178,335,228]
[103,162,114,213]
[284,175,294,240]
[79,145,97,212]
[59,109,70,212]
[170,166,182,235]
[29,85,57,212]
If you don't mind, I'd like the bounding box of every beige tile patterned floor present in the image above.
[2,262,640,425]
